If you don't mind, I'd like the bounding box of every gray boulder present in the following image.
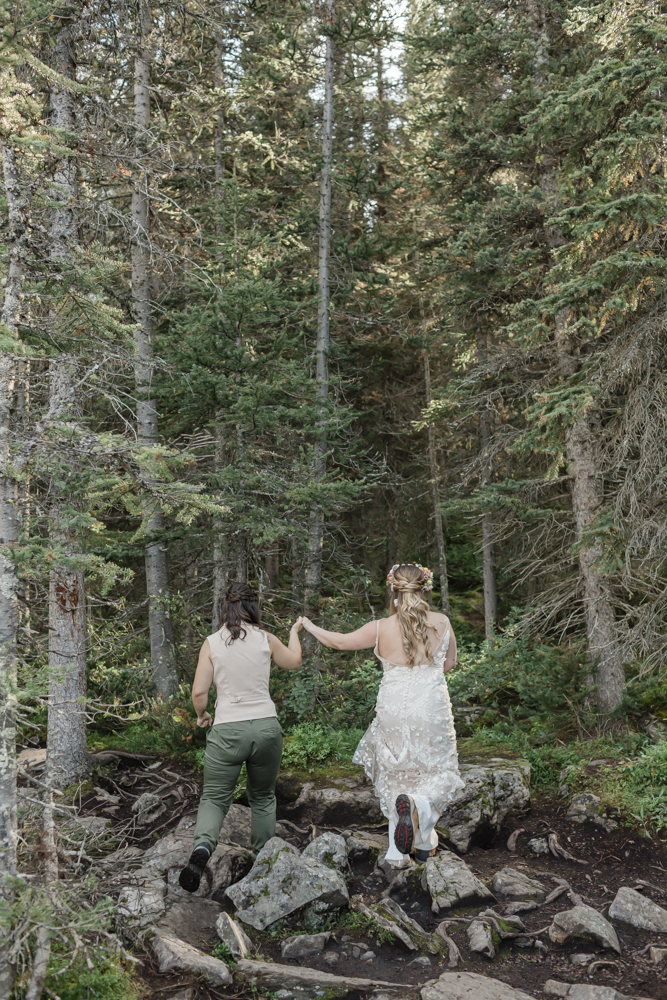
[158,897,223,952]
[548,905,620,954]
[302,832,348,871]
[544,982,652,1000]
[176,805,290,850]
[216,911,253,958]
[346,830,389,860]
[491,868,546,902]
[466,920,495,959]
[116,874,166,942]
[236,957,402,994]
[566,794,617,833]
[422,971,537,1000]
[281,932,331,959]
[151,931,232,987]
[143,831,249,898]
[608,886,667,932]
[437,759,531,853]
[281,782,384,826]
[226,837,349,930]
[421,850,495,913]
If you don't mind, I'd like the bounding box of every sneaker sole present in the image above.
[179,862,203,893]
[394,794,416,855]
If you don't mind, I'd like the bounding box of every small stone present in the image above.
[341,934,351,942]
[650,946,667,964]
[324,951,340,965]
[170,990,195,1000]
[302,832,348,871]
[528,837,549,855]
[132,792,166,826]
[570,954,596,966]
[216,912,253,958]
[408,956,432,967]
[466,920,495,959]
[281,932,331,959]
[548,905,620,954]
[352,945,361,958]
[491,868,546,902]
[558,785,569,798]
[504,902,539,915]
[565,793,617,833]
[608,886,667,933]
[361,950,376,961]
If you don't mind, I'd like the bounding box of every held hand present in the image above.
[196,711,213,728]
[291,616,304,634]
[301,616,315,633]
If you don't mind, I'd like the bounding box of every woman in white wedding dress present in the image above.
[301,562,463,866]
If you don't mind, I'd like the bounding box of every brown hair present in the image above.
[222,581,262,643]
[390,564,437,666]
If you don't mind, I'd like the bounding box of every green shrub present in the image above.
[626,741,667,792]
[45,955,139,1000]
[281,723,364,770]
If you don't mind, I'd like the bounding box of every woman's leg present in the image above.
[245,717,283,855]
[192,723,249,851]
[412,794,440,853]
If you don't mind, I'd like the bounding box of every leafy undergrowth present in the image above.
[44,955,141,1000]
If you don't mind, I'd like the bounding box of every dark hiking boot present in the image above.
[394,794,419,855]
[178,844,212,893]
[415,846,437,862]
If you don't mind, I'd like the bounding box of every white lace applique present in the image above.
[353,623,464,818]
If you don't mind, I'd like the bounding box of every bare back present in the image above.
[377,612,450,666]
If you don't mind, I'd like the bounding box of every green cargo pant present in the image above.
[192,716,283,856]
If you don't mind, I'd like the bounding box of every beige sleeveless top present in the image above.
[208,625,276,725]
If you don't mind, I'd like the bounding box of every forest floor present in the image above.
[75,751,667,1000]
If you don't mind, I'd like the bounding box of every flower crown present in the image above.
[386,563,434,591]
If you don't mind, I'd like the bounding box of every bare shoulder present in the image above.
[427,612,451,630]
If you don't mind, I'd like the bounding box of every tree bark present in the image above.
[556,313,625,712]
[211,423,227,632]
[0,141,24,1000]
[477,331,498,639]
[304,0,334,612]
[423,351,450,614]
[132,3,177,698]
[46,24,89,790]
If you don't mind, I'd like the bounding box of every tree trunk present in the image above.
[132,3,177,698]
[211,422,227,632]
[304,0,334,612]
[556,313,625,712]
[46,24,89,790]
[476,331,498,639]
[0,141,24,1000]
[423,351,450,614]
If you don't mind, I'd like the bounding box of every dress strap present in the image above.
[375,620,380,655]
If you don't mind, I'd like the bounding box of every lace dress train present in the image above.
[353,623,464,863]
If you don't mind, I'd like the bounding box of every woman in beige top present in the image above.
[179,581,302,892]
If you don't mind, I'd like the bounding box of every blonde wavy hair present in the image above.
[390,564,437,666]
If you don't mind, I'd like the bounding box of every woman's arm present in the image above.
[444,622,457,673]
[268,620,303,670]
[301,617,378,651]
[192,639,214,727]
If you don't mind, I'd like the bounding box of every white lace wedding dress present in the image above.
[353,621,464,859]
